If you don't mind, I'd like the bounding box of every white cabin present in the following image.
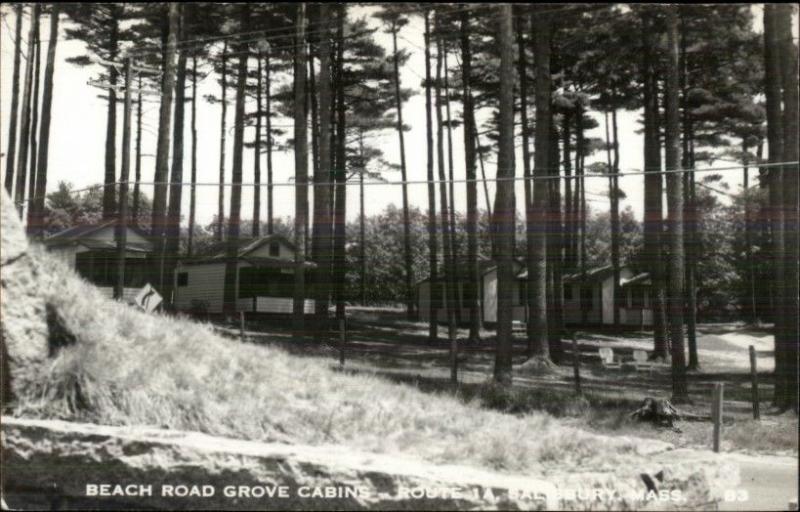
[173,235,315,315]
[418,261,653,327]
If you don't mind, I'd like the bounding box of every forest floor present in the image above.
[236,309,797,458]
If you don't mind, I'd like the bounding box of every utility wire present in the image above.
[22,162,790,200]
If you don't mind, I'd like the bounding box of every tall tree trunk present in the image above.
[114,57,132,301]
[548,122,564,361]
[252,55,262,238]
[133,76,142,223]
[474,126,492,217]
[223,6,249,316]
[679,10,698,368]
[576,105,588,324]
[562,111,574,273]
[517,14,534,336]
[312,6,333,324]
[665,6,688,402]
[573,105,584,285]
[642,12,669,360]
[292,3,309,335]
[423,9,439,342]
[436,23,458,384]
[164,12,187,304]
[443,46,458,315]
[151,3,178,292]
[4,5,24,196]
[13,4,38,216]
[26,14,41,229]
[391,24,415,321]
[188,55,197,257]
[332,5,347,320]
[309,50,320,256]
[742,143,756,322]
[216,42,228,241]
[460,11,481,341]
[31,6,59,239]
[494,4,516,384]
[102,17,119,220]
[776,3,799,412]
[610,109,622,328]
[265,53,274,235]
[527,10,551,361]
[763,4,786,408]
[359,135,366,305]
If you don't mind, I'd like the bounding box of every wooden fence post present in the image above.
[339,318,346,366]
[749,345,760,420]
[572,333,582,396]
[239,311,245,343]
[712,382,724,452]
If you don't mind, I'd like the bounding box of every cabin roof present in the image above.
[189,234,295,261]
[562,264,616,283]
[182,234,301,265]
[621,272,651,287]
[44,220,153,251]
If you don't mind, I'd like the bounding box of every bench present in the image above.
[598,347,621,369]
[632,349,654,370]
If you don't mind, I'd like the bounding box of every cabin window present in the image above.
[564,286,574,301]
[177,272,189,287]
[269,243,280,257]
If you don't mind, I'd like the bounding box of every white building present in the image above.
[418,262,653,327]
[173,235,315,316]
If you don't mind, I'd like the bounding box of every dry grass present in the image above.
[6,246,664,475]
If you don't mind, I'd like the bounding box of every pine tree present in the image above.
[763,4,785,408]
[775,3,799,412]
[63,4,134,219]
[494,4,516,384]
[29,5,61,238]
[311,4,333,326]
[4,5,24,196]
[527,8,551,361]
[151,3,178,290]
[423,8,439,342]
[640,9,669,360]
[460,10,482,342]
[376,6,415,321]
[292,3,309,335]
[13,4,38,216]
[665,6,689,402]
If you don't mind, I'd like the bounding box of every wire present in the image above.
[34,162,792,197]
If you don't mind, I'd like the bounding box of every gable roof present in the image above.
[44,219,152,251]
[563,264,618,283]
[621,272,651,287]
[187,234,295,263]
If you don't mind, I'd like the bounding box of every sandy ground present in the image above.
[718,453,798,511]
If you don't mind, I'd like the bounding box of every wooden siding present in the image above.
[173,262,228,313]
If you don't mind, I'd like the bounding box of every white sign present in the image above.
[134,284,162,313]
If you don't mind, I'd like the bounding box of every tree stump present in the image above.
[630,397,681,427]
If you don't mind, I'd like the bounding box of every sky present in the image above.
[0,4,792,230]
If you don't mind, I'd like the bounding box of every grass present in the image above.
[5,245,663,476]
